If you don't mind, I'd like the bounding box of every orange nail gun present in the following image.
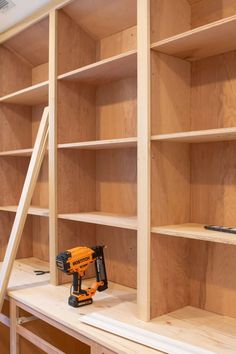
[56,245,108,307]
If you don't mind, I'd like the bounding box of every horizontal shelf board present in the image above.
[151,15,236,61]
[58,137,137,150]
[58,212,137,230]
[0,257,50,292]
[0,148,33,157]
[152,223,236,245]
[0,81,49,105]
[58,50,137,85]
[151,127,236,143]
[0,205,49,217]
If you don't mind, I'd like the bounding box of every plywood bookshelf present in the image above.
[2,0,236,353]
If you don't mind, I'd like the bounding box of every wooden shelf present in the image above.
[58,138,137,150]
[0,81,49,105]
[58,212,137,230]
[151,15,236,61]
[58,50,137,85]
[152,223,236,245]
[0,148,33,157]
[0,206,49,217]
[151,127,236,143]
[0,258,50,292]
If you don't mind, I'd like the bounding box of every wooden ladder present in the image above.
[0,107,49,311]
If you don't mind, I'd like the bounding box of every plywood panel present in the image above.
[32,216,49,262]
[4,17,49,67]
[58,10,96,75]
[63,0,137,40]
[191,51,236,131]
[0,157,29,206]
[190,240,236,318]
[151,234,190,317]
[96,225,137,288]
[151,142,190,226]
[191,0,236,28]
[98,26,137,60]
[96,148,137,215]
[57,81,96,144]
[0,322,9,354]
[191,141,236,226]
[58,150,96,214]
[32,104,46,145]
[0,213,33,261]
[32,157,48,208]
[151,52,190,135]
[0,104,32,152]
[151,0,191,43]
[32,63,49,85]
[58,219,96,284]
[0,45,31,97]
[96,78,137,140]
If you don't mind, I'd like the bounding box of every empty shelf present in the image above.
[0,81,49,105]
[58,137,137,150]
[0,257,50,292]
[58,212,137,230]
[0,148,33,157]
[58,50,137,85]
[152,223,236,245]
[151,127,236,143]
[151,15,236,61]
[0,205,49,217]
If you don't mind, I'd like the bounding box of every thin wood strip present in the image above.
[0,313,10,327]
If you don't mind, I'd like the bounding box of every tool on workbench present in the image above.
[34,270,50,276]
[205,225,236,234]
[56,245,108,307]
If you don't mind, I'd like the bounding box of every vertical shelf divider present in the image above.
[49,9,58,285]
[137,0,151,321]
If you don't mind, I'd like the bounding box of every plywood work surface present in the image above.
[152,223,236,245]
[9,282,158,354]
[0,258,49,292]
[152,15,236,60]
[10,282,236,353]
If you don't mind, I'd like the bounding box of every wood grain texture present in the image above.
[151,0,191,43]
[151,142,190,226]
[191,0,236,28]
[151,234,190,317]
[0,45,31,97]
[63,0,137,40]
[96,225,137,288]
[57,81,96,144]
[0,213,33,262]
[0,322,9,354]
[32,157,49,209]
[32,63,49,85]
[96,148,137,215]
[191,141,236,226]
[151,52,190,135]
[96,77,137,140]
[190,240,236,318]
[191,51,236,130]
[4,18,49,67]
[97,26,137,60]
[57,10,96,75]
[0,104,32,152]
[0,157,29,206]
[57,150,96,214]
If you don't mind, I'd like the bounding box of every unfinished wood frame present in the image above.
[150,0,236,326]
